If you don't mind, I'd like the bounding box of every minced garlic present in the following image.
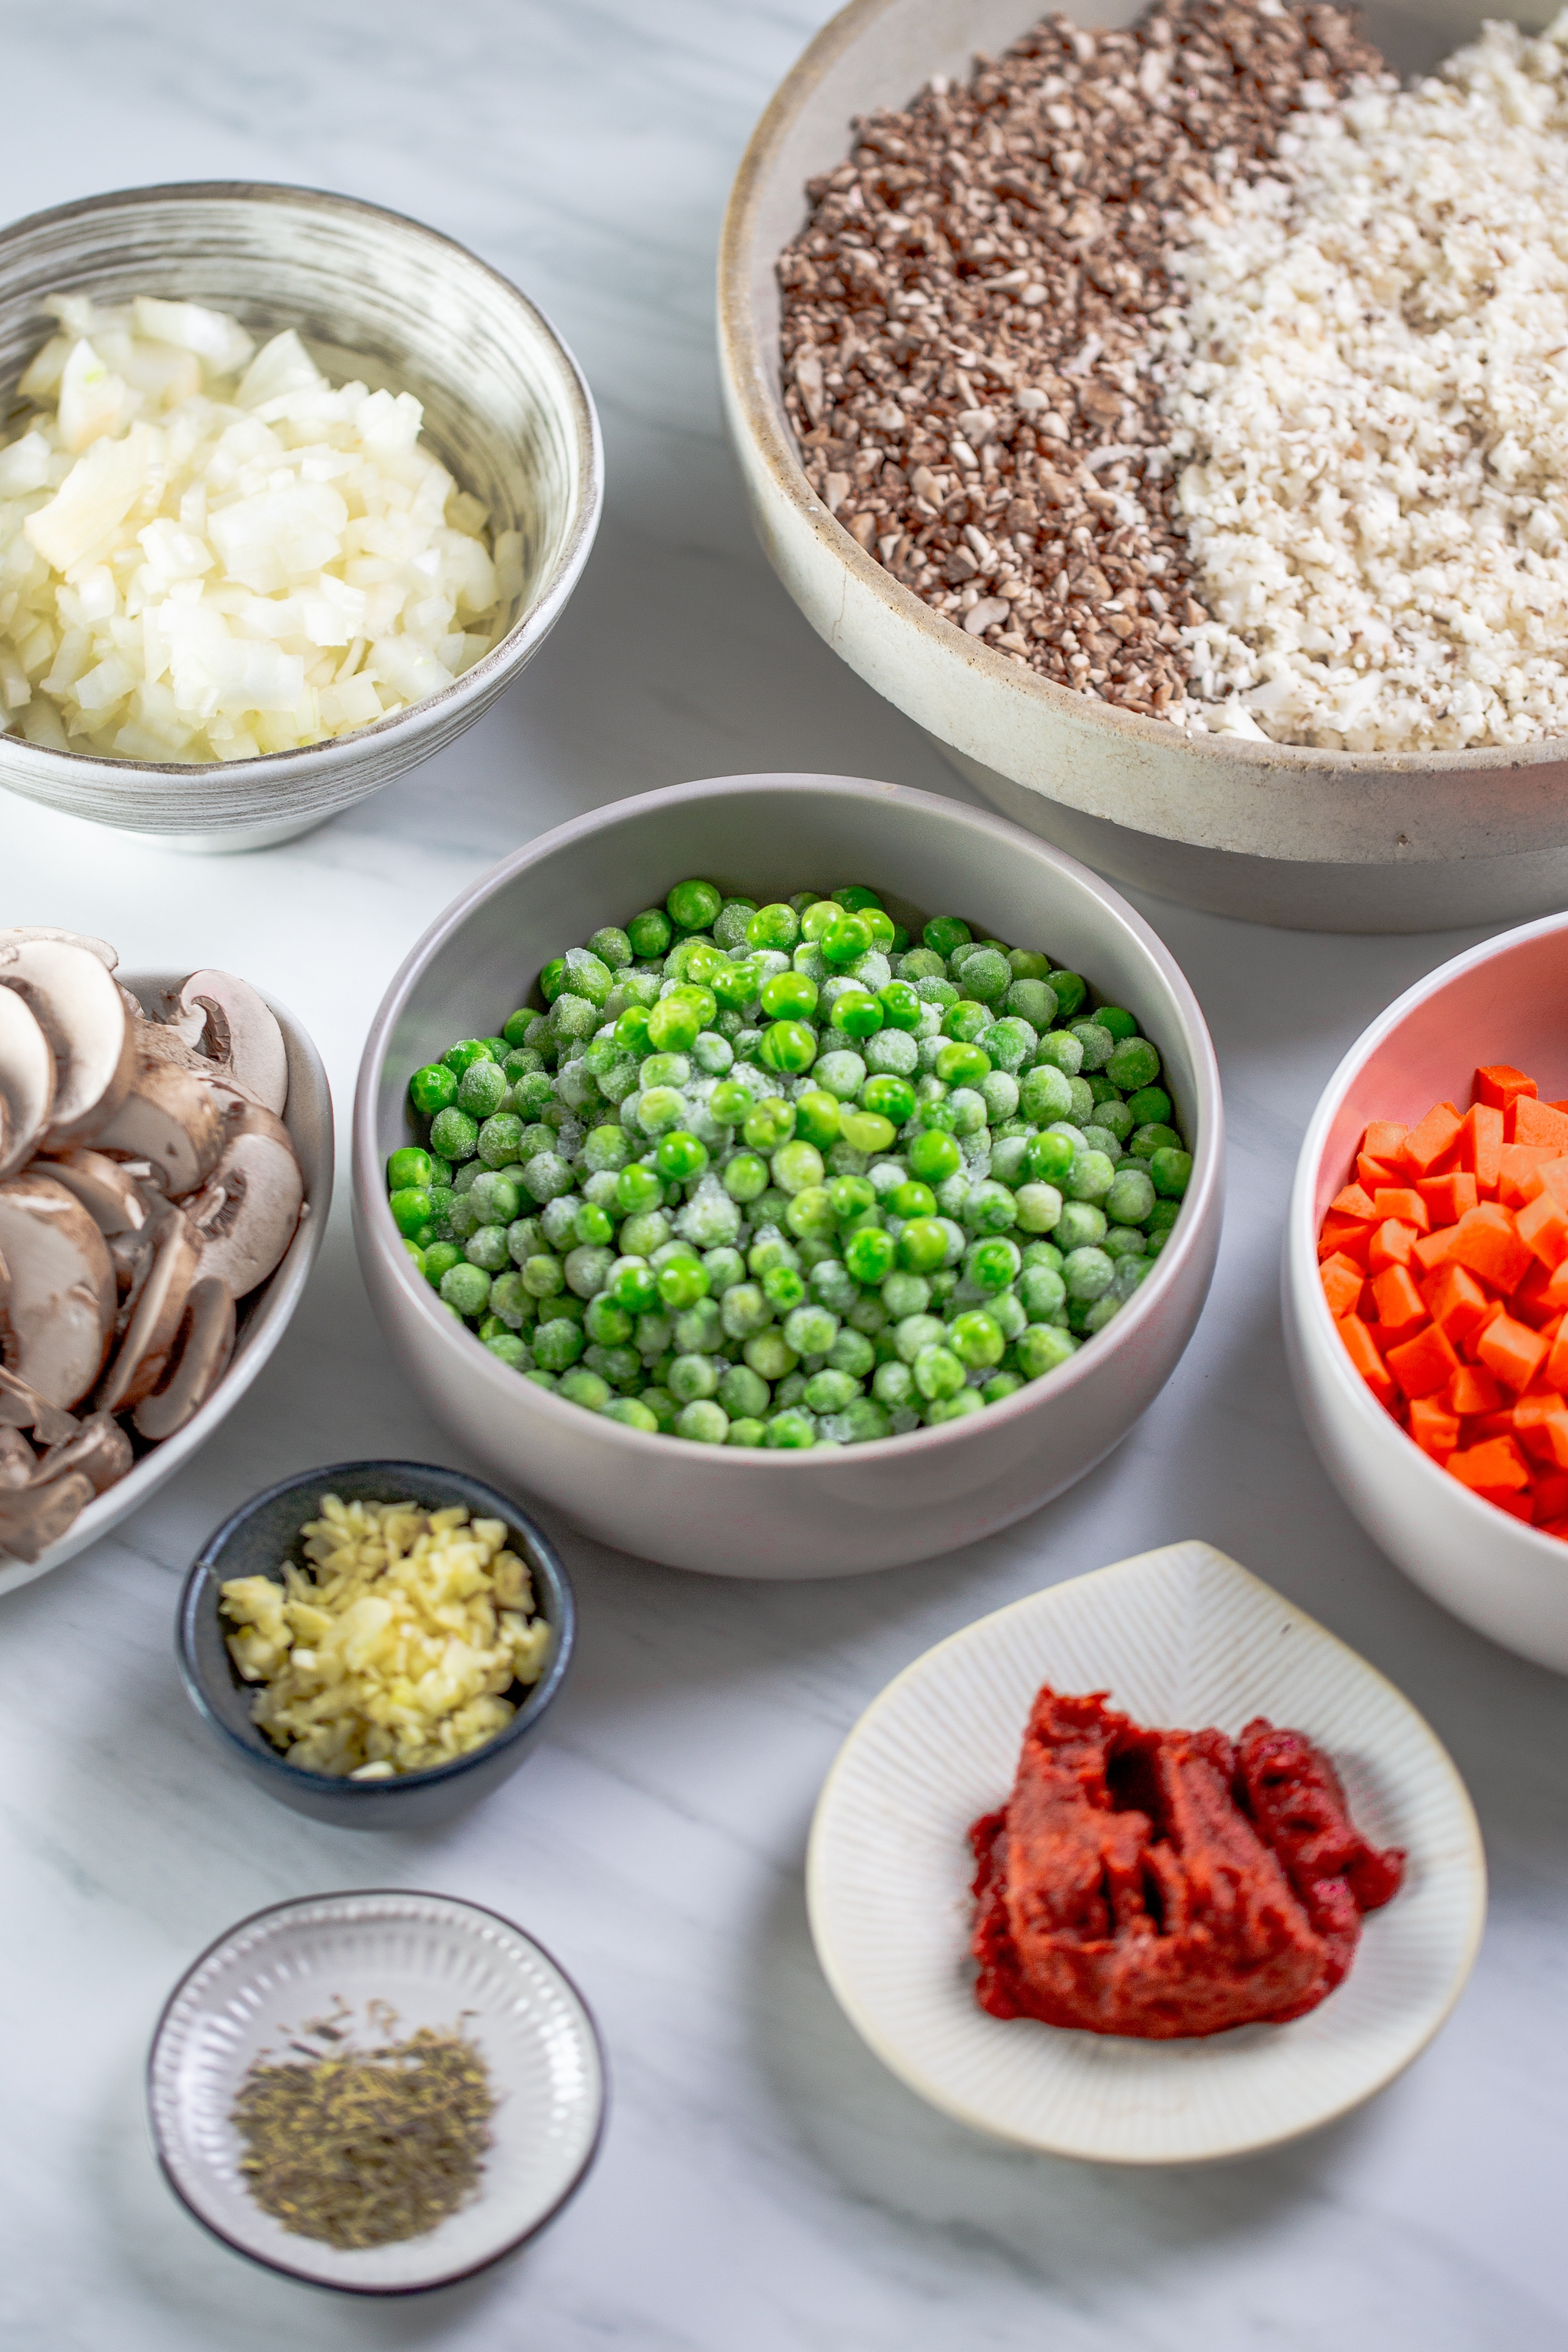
[220,1495,552,1779]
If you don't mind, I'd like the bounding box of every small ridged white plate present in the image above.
[148,1890,606,2291]
[807,1541,1486,2164]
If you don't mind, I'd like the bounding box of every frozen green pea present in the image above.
[978,1071,1018,1124]
[584,1293,635,1345]
[965,1236,1021,1292]
[440,1262,491,1318]
[783,1304,839,1356]
[895,1313,947,1364]
[1005,977,1058,1029]
[772,1140,825,1195]
[1016,1324,1079,1378]
[387,1146,434,1193]
[804,1368,860,1414]
[714,1364,767,1420]
[1151,1147,1192,1198]
[826,1326,876,1379]
[925,1389,985,1426]
[745,1329,798,1381]
[1031,1031,1083,1078]
[881,1270,931,1318]
[723,1152,770,1202]
[457,1058,507,1118]
[1013,1182,1062,1234]
[948,1310,1005,1368]
[477,1114,526,1168]
[1130,1121,1181,1161]
[429,1106,478,1163]
[1067,1078,1096,1126]
[1080,1124,1124,1165]
[1105,1165,1157,1225]
[668,1353,720,1404]
[1055,1201,1108,1252]
[410,1063,460,1117]
[555,1367,609,1410]
[1107,1035,1161,1092]
[673,1398,728,1443]
[521,1151,574,1203]
[960,1181,1017,1235]
[762,1409,815,1448]
[1064,1150,1115,1204]
[1125,1085,1174,1128]
[603,1396,660,1432]
[1102,1226,1148,1264]
[1020,1263,1066,1319]
[464,1222,511,1273]
[1063,1246,1115,1302]
[388,1187,431,1239]
[912,1344,966,1400]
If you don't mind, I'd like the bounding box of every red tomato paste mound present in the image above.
[968,1686,1404,2039]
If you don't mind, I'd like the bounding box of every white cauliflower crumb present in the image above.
[1165,10,1568,752]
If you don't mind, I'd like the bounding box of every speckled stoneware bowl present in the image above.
[1285,913,1568,1674]
[719,0,1568,932]
[147,1889,606,2293]
[352,772,1224,1580]
[0,181,601,851]
[0,969,332,1601]
[176,1460,575,1826]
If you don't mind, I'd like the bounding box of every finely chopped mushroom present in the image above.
[220,1497,554,1778]
[0,294,523,762]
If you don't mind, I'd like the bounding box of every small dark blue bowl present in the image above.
[177,1460,574,1829]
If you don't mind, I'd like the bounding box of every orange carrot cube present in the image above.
[1447,1434,1531,1493]
[1476,1311,1550,1394]
[1498,1144,1555,1209]
[1476,1065,1537,1112]
[1318,1216,1373,1267]
[1418,1171,1477,1225]
[1372,1187,1430,1233]
[1516,1187,1568,1270]
[1339,1314,1397,1410]
[1367,1218,1419,1274]
[1413,1224,1459,1273]
[1357,1153,1402,1194]
[1513,1397,1568,1471]
[1385,1321,1460,1400]
[1420,1261,1493,1347]
[1320,1254,1365,1318]
[1330,1182,1378,1222]
[1511,1096,1568,1155]
[1364,1120,1411,1161]
[1449,1363,1503,1416]
[1447,1202,1533,1294]
[1459,1103,1504,1194]
[1409,1397,1460,1462]
[1400,1102,1463,1176]
[1370,1264,1427,1338]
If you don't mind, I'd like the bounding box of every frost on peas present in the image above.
[812,1049,868,1101]
[692,1030,734,1075]
[1065,1149,1115,1205]
[1105,1164,1157,1226]
[676,1181,742,1250]
[521,1151,575,1204]
[1080,1124,1124,1165]
[978,1071,1018,1125]
[863,1028,919,1078]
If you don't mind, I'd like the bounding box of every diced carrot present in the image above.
[1511,1096,1568,1155]
[1511,1259,1562,1331]
[1459,1103,1504,1194]
[1412,1223,1459,1273]
[1319,1216,1373,1267]
[1467,1408,1520,1441]
[1534,1154,1568,1210]
[1490,1488,1537,1523]
[1475,1065,1537,1112]
[1533,1470,1568,1522]
[1476,1311,1550,1393]
[1370,1263,1427,1338]
[1409,1397,1460,1462]
[1373,1187,1430,1233]
[1537,1517,1568,1542]
[1400,1101,1463,1176]
[1553,1100,1568,1116]
[1330,1182,1377,1221]
[1385,1321,1460,1400]
[1420,1261,1493,1347]
[1447,1202,1533,1293]
[1498,1144,1555,1209]
[1447,1434,1531,1493]
[1513,1397,1568,1471]
[1516,1187,1568,1270]
[1319,1254,1364,1318]
[1367,1218,1419,1274]
[1449,1363,1503,1415]
[1357,1153,1402,1194]
[1339,1314,1397,1409]
[1418,1171,1477,1225]
[1364,1120,1410,1161]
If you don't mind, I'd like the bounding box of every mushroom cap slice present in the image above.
[35,1411,134,1497]
[0,938,135,1147]
[187,1106,304,1298]
[97,1208,201,1414]
[0,927,117,971]
[37,1147,156,1235]
[0,986,55,1181]
[0,1428,35,1488]
[0,1470,95,1563]
[173,970,288,1116]
[88,1056,230,1198]
[0,1172,117,1408]
[0,1364,80,1445]
[132,1277,234,1441]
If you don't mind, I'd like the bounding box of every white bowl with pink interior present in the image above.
[1284,914,1568,1674]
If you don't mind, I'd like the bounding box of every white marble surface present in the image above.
[1,5,1565,2347]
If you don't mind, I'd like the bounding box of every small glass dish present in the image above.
[147,1888,606,2294]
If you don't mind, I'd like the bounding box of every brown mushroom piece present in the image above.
[37,1148,157,1236]
[0,985,55,1181]
[0,1364,80,1445]
[0,937,137,1147]
[0,927,118,970]
[97,1208,202,1414]
[132,1277,235,1440]
[0,1472,95,1564]
[35,1411,135,1497]
[0,1172,117,1408]
[186,1107,304,1298]
[173,969,288,1116]
[88,1054,230,1196]
[0,1427,36,1488]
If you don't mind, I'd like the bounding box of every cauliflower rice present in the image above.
[1170,12,1568,752]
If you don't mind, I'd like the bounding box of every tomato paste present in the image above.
[969,1686,1404,2038]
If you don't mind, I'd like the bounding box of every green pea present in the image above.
[760,969,818,1020]
[408,1063,459,1118]
[611,1164,659,1216]
[935,1040,991,1087]
[464,1222,511,1272]
[656,1256,709,1310]
[923,915,972,956]
[940,1002,990,1048]
[834,1111,890,1158]
[782,1090,834,1151]
[829,986,883,1039]
[615,1005,653,1055]
[1047,970,1088,1019]
[897,1217,949,1273]
[1064,1245,1115,1302]
[387,1146,434,1192]
[386,1185,430,1238]
[1065,1150,1116,1204]
[475,1114,523,1168]
[949,1310,1005,1368]
[1130,1121,1182,1161]
[1105,1165,1157,1225]
[628,908,674,958]
[967,1236,1022,1293]
[907,1128,961,1184]
[841,1226,894,1284]
[1016,1324,1078,1378]
[759,1018,818,1075]
[655,1131,709,1181]
[1151,1147,1193,1198]
[1125,1085,1174,1128]
[912,1343,966,1400]
[667,878,722,932]
[423,1241,462,1287]
[762,1263,807,1311]
[443,1037,500,1074]
[746,903,799,953]
[1107,1036,1161,1092]
[877,979,922,1031]
[440,1261,491,1318]
[1096,1006,1139,1040]
[772,1139,826,1194]
[428,1106,478,1163]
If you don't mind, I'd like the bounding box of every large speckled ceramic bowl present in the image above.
[0,182,601,850]
[352,772,1224,1580]
[719,0,1568,931]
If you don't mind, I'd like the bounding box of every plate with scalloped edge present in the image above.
[806,1540,1486,2164]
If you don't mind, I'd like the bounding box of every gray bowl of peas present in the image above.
[354,774,1223,1578]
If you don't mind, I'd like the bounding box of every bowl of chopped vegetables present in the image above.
[0,181,600,849]
[177,1460,576,1825]
[353,773,1223,1578]
[1286,912,1568,1673]
[720,0,1568,932]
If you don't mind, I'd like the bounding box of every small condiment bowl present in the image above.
[1284,912,1568,1675]
[0,181,601,850]
[176,1460,574,1826]
[147,1888,606,2293]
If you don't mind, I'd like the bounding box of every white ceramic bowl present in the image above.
[353,772,1223,1580]
[0,182,601,851]
[1285,913,1568,1674]
[809,1540,1486,2163]
[147,1889,606,2293]
[719,0,1568,932]
[0,968,332,1600]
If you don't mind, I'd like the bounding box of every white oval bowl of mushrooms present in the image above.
[0,929,331,1595]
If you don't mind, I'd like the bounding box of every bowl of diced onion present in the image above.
[0,182,601,849]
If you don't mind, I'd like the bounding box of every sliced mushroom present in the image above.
[96,1208,201,1414]
[0,1172,116,1407]
[171,970,288,1116]
[132,1277,234,1440]
[185,1107,304,1298]
[36,1410,134,1497]
[108,1226,157,1337]
[0,938,137,1147]
[37,1147,155,1235]
[0,1364,81,1446]
[88,1055,230,1196]
[0,985,55,1180]
[0,1471,95,1563]
[0,926,118,971]
[0,1427,36,1487]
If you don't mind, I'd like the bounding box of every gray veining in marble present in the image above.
[2,4,1565,2347]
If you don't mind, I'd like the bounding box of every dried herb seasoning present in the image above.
[231,2002,496,2249]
